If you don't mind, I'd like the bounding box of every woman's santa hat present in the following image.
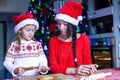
[14,13,39,33]
[55,1,83,26]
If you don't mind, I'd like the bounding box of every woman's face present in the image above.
[57,20,67,36]
[19,24,36,41]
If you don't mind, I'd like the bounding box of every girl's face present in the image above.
[57,20,67,36]
[19,24,36,41]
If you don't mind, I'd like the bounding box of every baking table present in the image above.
[4,68,120,80]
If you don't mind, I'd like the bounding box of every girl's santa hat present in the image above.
[14,13,39,33]
[55,1,83,26]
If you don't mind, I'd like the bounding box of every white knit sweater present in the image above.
[3,40,48,77]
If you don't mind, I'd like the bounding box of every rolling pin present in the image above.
[80,72,112,80]
[22,66,39,71]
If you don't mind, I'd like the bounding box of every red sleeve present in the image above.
[48,37,66,74]
[82,34,92,64]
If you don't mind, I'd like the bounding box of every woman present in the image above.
[48,1,98,76]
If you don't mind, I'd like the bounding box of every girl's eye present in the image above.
[25,28,30,31]
[32,29,36,32]
[25,29,36,32]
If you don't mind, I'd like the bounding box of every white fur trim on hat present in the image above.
[78,16,83,21]
[55,14,82,26]
[14,19,39,33]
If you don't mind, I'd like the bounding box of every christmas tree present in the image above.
[27,0,57,54]
[80,0,89,34]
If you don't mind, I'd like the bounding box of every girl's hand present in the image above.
[77,64,98,76]
[14,67,25,76]
[38,66,50,74]
[40,66,50,72]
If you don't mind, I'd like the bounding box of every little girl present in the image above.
[3,13,49,77]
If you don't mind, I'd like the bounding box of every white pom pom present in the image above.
[78,16,83,21]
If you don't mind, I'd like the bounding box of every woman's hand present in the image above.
[77,64,98,76]
[14,67,25,76]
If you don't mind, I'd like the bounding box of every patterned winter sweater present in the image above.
[3,40,48,76]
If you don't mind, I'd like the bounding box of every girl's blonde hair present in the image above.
[6,29,36,53]
[14,32,36,51]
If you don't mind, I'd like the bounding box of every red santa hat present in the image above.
[55,1,83,26]
[14,13,39,33]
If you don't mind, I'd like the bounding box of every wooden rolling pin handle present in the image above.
[23,66,39,71]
